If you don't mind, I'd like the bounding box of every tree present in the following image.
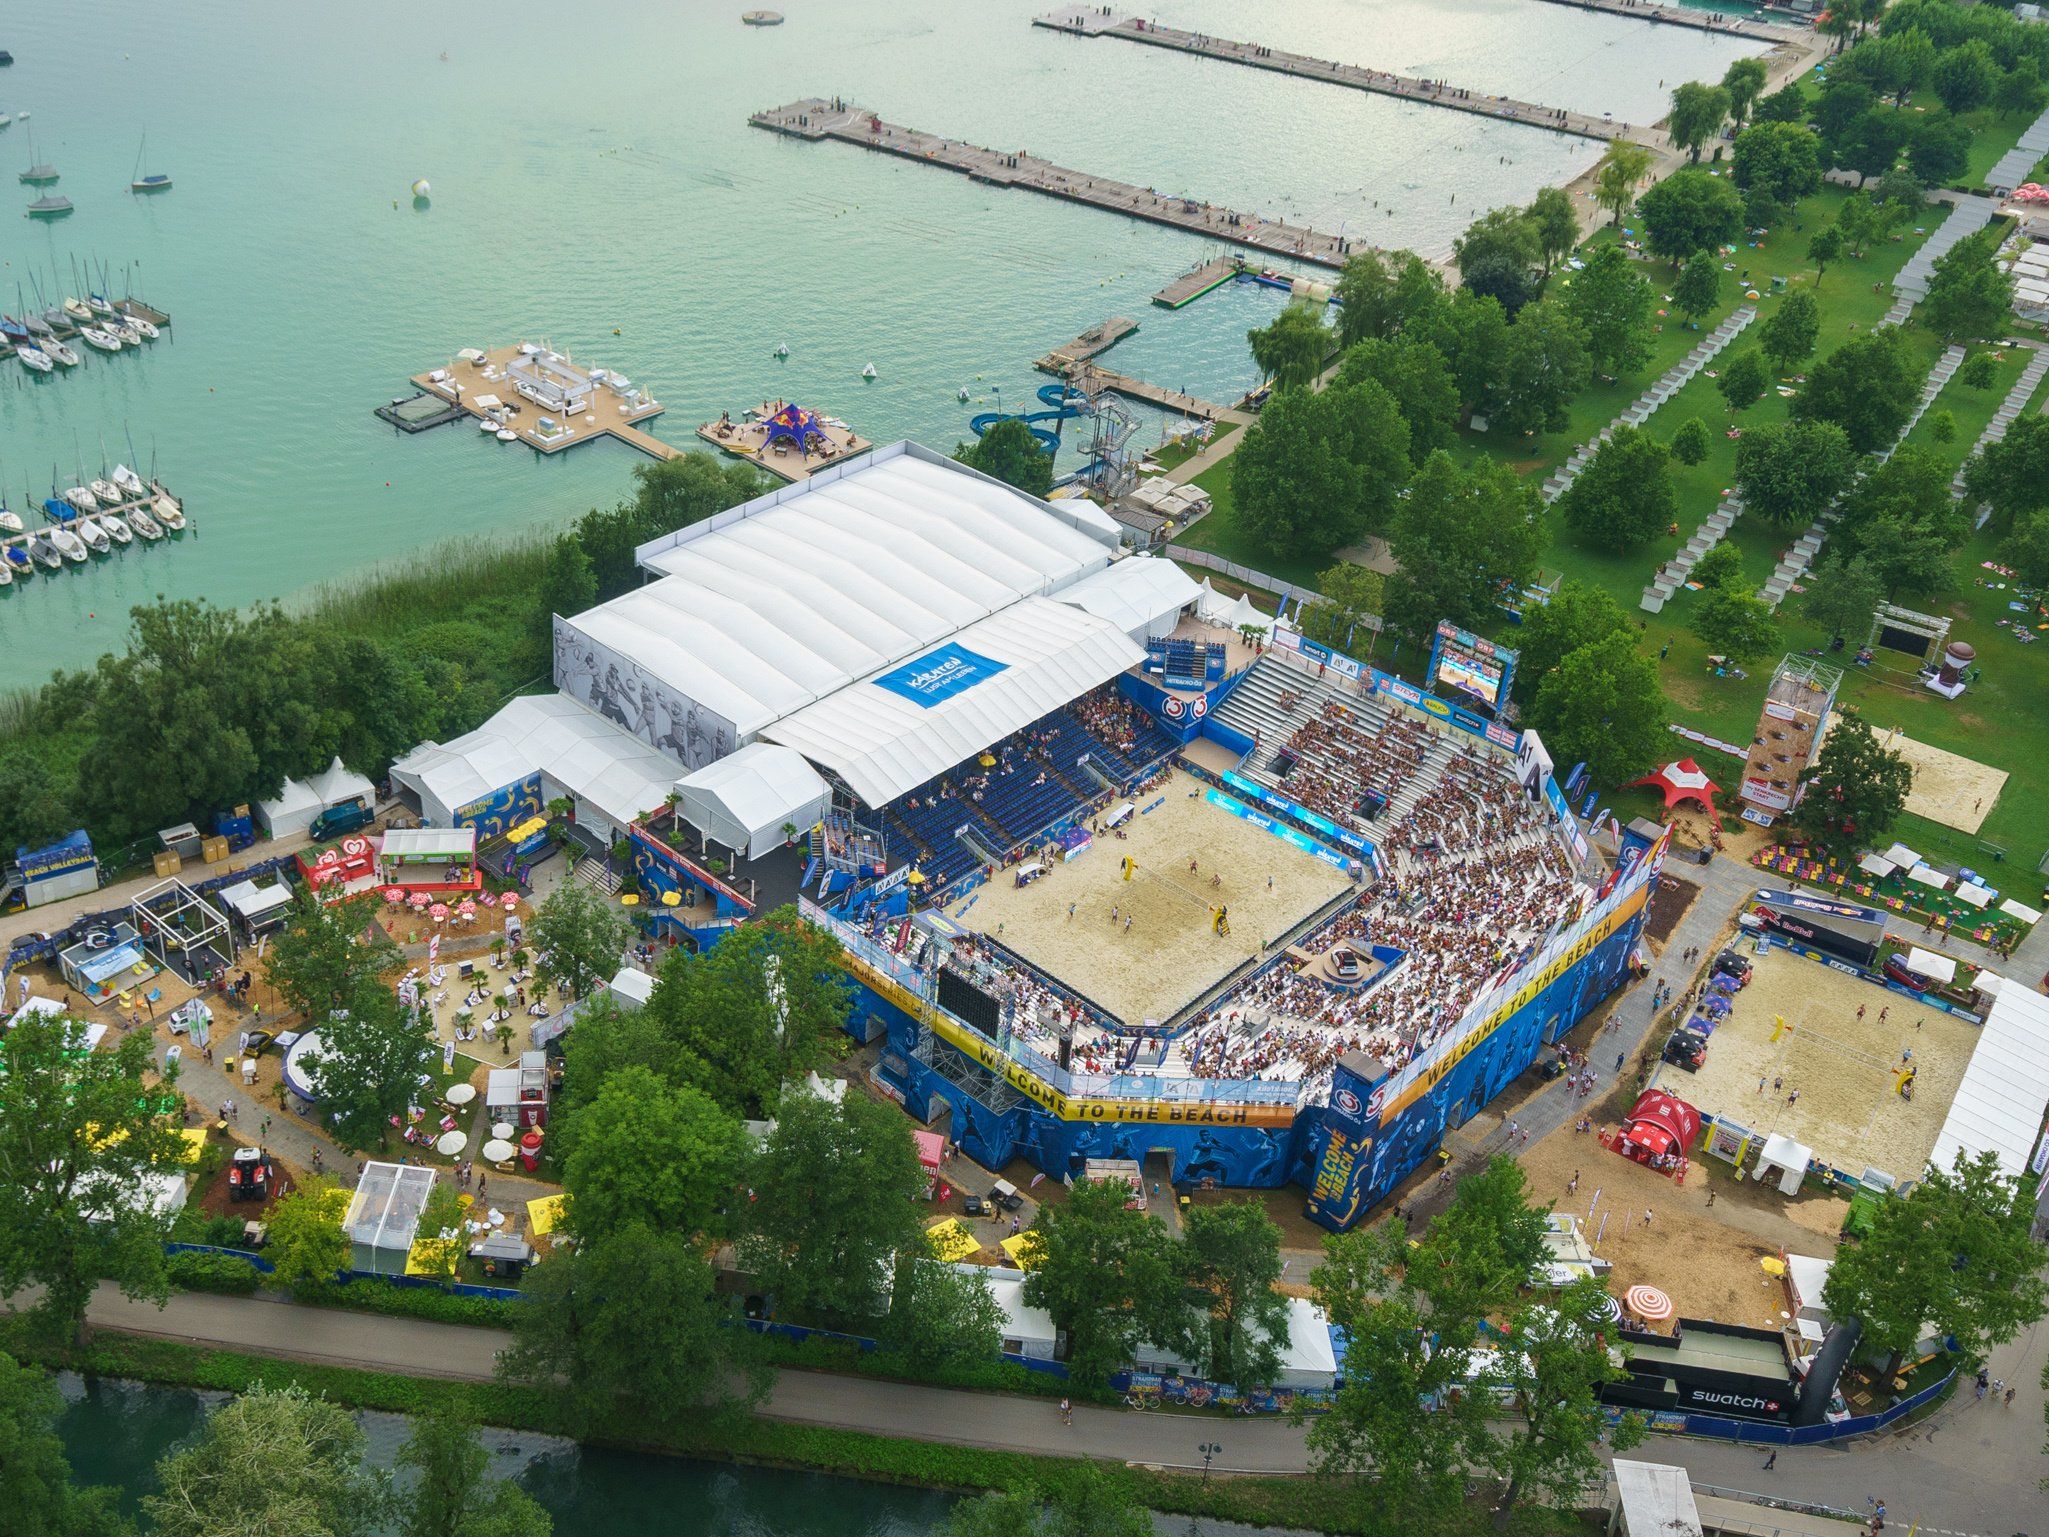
[1689,541,1747,595]
[0,1013,183,1345]
[1176,1201,1291,1388]
[303,990,436,1154]
[1801,554,1885,642]
[500,1222,762,1426]
[1527,186,1581,278]
[144,1385,389,1537]
[1670,81,1732,162]
[738,1091,924,1323]
[1837,108,1911,185]
[1724,56,1770,124]
[1247,301,1331,391]
[1932,39,1998,116]
[0,748,75,858]
[1384,453,1543,639]
[1494,301,1591,436]
[954,419,1053,499]
[1959,350,1998,391]
[262,1176,352,1294]
[1333,335,1460,460]
[1563,244,1655,377]
[562,1065,744,1246]
[1296,561,1386,658]
[1455,207,1545,317]
[0,1352,129,1537]
[1823,1149,2048,1377]
[1795,328,1920,451]
[1735,420,1856,525]
[528,880,630,1003]
[1690,586,1780,665]
[1023,1179,1183,1388]
[1410,288,1511,417]
[1559,426,1677,550]
[1758,289,1820,373]
[1332,247,1444,348]
[1674,248,1723,326]
[1994,56,2047,121]
[537,534,596,623]
[1232,379,1411,557]
[1964,412,2049,532]
[1593,141,1653,227]
[628,452,766,546]
[1669,417,1712,466]
[266,891,400,1025]
[1716,350,1769,414]
[1413,1158,1552,1318]
[1835,445,1968,596]
[1862,28,1936,108]
[1907,109,1972,186]
[394,1408,552,1537]
[1922,225,2016,341]
[1787,710,1912,851]
[1928,407,1956,444]
[1806,224,1844,278]
[1512,582,1632,707]
[939,1468,1152,1537]
[1638,170,1743,262]
[1527,630,1669,786]
[1812,79,1876,157]
[1732,122,1823,213]
[883,1257,1006,1375]
[2001,507,2049,590]
[1753,83,1808,125]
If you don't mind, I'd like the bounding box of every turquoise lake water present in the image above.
[0,0,1762,687]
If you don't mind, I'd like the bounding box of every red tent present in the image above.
[1621,758,1724,829]
[1616,1088,1701,1165]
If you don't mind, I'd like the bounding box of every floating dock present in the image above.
[1523,0,1796,42]
[750,99,1358,269]
[1152,254,1321,308]
[698,402,872,484]
[409,345,674,459]
[1035,8,1651,143]
[1034,315,1137,372]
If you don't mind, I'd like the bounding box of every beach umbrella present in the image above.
[410,892,432,911]
[445,1083,477,1107]
[1584,1292,1622,1326]
[430,903,450,922]
[481,1138,516,1164]
[435,1130,468,1157]
[661,890,681,907]
[457,899,477,917]
[1624,1285,1674,1322]
[383,888,406,905]
[491,1121,515,1141]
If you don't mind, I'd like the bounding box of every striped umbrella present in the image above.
[1584,1291,1622,1326]
[1624,1285,1674,1322]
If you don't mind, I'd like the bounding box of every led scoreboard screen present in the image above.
[1426,621,1517,713]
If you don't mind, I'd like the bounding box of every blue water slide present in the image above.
[968,383,1092,454]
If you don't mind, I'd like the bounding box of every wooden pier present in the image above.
[1035,8,1654,143]
[1062,361,1249,424]
[698,402,872,484]
[1152,254,1320,308]
[1034,315,1138,371]
[409,345,676,460]
[3,297,173,362]
[1522,0,1797,43]
[750,99,1358,270]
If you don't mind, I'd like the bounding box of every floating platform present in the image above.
[375,392,468,434]
[1035,8,1650,143]
[698,402,872,484]
[1034,315,1137,372]
[409,344,674,459]
[750,99,1357,269]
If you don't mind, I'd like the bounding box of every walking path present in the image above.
[1035,8,1654,144]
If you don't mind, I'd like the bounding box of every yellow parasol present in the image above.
[925,1217,980,1263]
[905,870,928,885]
[999,1230,1044,1269]
[619,892,639,906]
[1759,1256,1787,1277]
[527,1194,567,1237]
[661,890,681,907]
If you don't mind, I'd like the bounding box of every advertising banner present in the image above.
[553,616,736,771]
[872,641,1011,708]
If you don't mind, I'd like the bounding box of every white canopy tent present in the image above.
[1929,982,2049,1177]
[1755,1131,1813,1195]
[1907,863,1951,892]
[379,827,477,862]
[2001,897,2043,925]
[1857,853,1896,879]
[1881,842,1923,869]
[218,878,294,932]
[1611,1462,1703,1537]
[1953,881,1994,909]
[674,742,831,861]
[1903,946,1957,985]
[1049,557,1199,641]
[258,757,373,838]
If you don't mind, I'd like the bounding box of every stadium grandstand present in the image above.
[388,441,1666,1229]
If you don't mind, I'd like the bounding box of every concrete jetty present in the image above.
[1035,8,1654,143]
[750,99,1357,269]
[1061,361,1247,423]
[1035,315,1139,371]
[1522,0,1796,43]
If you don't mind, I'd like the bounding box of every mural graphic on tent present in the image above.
[552,617,735,771]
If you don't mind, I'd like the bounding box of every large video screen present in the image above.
[938,967,1003,1037]
[1427,621,1517,712]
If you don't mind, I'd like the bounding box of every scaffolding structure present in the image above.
[131,877,237,980]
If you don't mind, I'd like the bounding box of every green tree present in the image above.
[738,1091,924,1322]
[1512,581,1631,707]
[1837,108,1911,185]
[562,1065,744,1245]
[1689,541,1748,595]
[395,1408,552,1537]
[1932,39,1998,116]
[1593,141,1653,227]
[1812,78,1876,162]
[1295,562,1386,658]
[1455,207,1545,317]
[1801,553,1885,642]
[261,1176,352,1294]
[1787,710,1912,851]
[1331,248,1444,348]
[537,534,597,622]
[1822,1149,2048,1376]
[1959,350,1998,391]
[1674,248,1723,326]
[1384,453,1543,638]
[1414,1158,1552,1318]
[1559,426,1677,550]
[1735,420,1857,524]
[1333,336,1460,460]
[1023,1179,1183,1388]
[938,1467,1151,1537]
[1669,417,1712,466]
[302,989,437,1154]
[1862,28,1936,109]
[0,1014,183,1345]
[1232,380,1411,558]
[1758,289,1820,373]
[1806,224,1845,278]
[0,1351,130,1537]
[1527,630,1669,786]
[266,891,401,1024]
[1562,244,1655,377]
[1638,169,1744,262]
[1716,350,1769,414]
[1922,225,2017,342]
[0,747,76,857]
[954,419,1053,499]
[883,1257,1006,1375]
[1176,1201,1291,1387]
[1247,301,1332,391]
[1964,412,2049,532]
[1411,289,1512,418]
[1795,328,1920,451]
[1670,81,1732,162]
[528,880,631,1002]
[1928,408,1956,444]
[1494,301,1592,436]
[1994,56,2048,120]
[1724,56,1770,124]
[1526,185,1581,278]
[1836,445,1968,597]
[1689,586,1780,666]
[1732,122,1824,212]
[144,1385,389,1537]
[2001,507,2049,589]
[573,455,768,601]
[1907,109,1972,185]
[1753,83,1808,125]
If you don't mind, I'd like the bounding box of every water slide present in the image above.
[968,383,1092,454]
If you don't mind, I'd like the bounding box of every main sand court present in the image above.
[953,767,1354,1026]
[1664,946,1977,1182]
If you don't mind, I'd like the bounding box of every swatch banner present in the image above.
[1219,770,1379,866]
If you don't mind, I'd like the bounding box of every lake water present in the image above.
[0,0,1761,688]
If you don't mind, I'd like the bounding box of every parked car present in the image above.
[240,1029,276,1057]
[1711,949,1752,987]
[308,800,375,843]
[1661,1027,1709,1073]
[226,1146,276,1203]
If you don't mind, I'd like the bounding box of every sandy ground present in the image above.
[954,768,1352,1026]
[1663,945,1976,1183]
[1821,713,2008,834]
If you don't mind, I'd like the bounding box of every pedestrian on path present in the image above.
[1762,1449,1777,1470]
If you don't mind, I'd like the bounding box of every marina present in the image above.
[3,279,171,372]
[750,98,1358,268]
[1034,7,1655,143]
[408,345,673,459]
[1,476,189,588]
[697,400,873,483]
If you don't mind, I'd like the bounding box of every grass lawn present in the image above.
[1150,420,1236,473]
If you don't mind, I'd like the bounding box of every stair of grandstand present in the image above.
[884,796,984,889]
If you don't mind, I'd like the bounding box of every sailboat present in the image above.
[44,337,78,366]
[130,133,170,193]
[126,504,163,540]
[2,541,32,578]
[111,463,146,499]
[18,131,54,183]
[15,344,51,372]
[99,509,133,545]
[25,191,71,218]
[0,476,21,533]
[73,515,110,554]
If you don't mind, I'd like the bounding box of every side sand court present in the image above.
[954,768,1353,1026]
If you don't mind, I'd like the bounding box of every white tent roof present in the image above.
[675,742,831,860]
[583,445,1123,737]
[1953,881,1994,909]
[1904,945,1957,984]
[258,776,323,825]
[380,827,476,861]
[1881,842,1923,870]
[218,879,293,923]
[1929,981,2049,1177]
[1758,1131,1812,1172]
[308,757,374,807]
[392,694,679,830]
[1049,557,1199,637]
[1612,1462,1702,1537]
[1857,853,1896,878]
[607,965,656,1009]
[761,597,1146,807]
[2001,897,2043,924]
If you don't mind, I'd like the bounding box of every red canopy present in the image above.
[1620,1088,1701,1160]
[1622,758,1724,829]
[912,1130,946,1171]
